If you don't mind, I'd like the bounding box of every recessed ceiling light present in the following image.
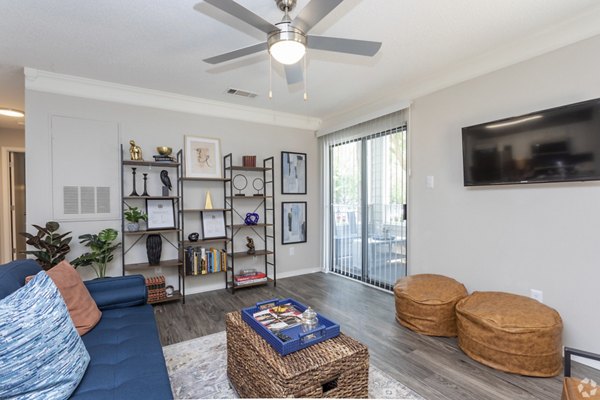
[0,108,25,118]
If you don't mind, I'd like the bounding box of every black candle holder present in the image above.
[129,167,139,196]
[141,173,149,196]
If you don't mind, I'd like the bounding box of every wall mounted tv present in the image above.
[462,98,600,186]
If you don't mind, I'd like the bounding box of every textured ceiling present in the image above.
[1,0,600,124]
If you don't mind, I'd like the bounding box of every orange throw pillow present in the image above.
[47,261,102,335]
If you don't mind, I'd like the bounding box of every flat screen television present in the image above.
[462,98,600,186]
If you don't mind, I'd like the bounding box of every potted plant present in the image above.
[20,221,72,270]
[72,228,121,278]
[124,206,147,232]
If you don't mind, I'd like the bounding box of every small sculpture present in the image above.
[205,191,213,209]
[188,232,199,242]
[244,212,259,225]
[246,236,256,255]
[160,170,172,196]
[129,140,143,160]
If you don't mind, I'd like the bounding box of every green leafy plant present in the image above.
[20,221,72,270]
[124,206,148,223]
[72,228,121,278]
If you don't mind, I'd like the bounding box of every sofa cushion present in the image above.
[0,259,42,300]
[47,261,102,335]
[72,304,173,399]
[0,272,90,399]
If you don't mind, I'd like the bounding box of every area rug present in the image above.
[163,331,424,399]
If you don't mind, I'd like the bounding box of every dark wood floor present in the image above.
[155,272,594,400]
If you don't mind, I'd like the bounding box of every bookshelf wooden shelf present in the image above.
[121,144,184,304]
[147,290,182,305]
[124,259,182,271]
[224,153,276,294]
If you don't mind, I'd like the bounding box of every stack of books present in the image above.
[185,246,227,275]
[153,155,175,162]
[234,269,267,286]
[145,276,167,302]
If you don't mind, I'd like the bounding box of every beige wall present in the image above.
[409,35,600,352]
[25,91,318,292]
[0,127,25,262]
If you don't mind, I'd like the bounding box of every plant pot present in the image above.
[126,222,140,232]
[146,234,162,265]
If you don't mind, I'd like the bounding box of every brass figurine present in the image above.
[129,140,143,160]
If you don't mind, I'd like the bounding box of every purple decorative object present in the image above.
[244,213,259,225]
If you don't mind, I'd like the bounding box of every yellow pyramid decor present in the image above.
[205,191,213,209]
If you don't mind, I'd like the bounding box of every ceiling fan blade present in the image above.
[307,35,382,57]
[203,42,268,64]
[292,0,344,33]
[202,0,278,34]
[284,64,303,85]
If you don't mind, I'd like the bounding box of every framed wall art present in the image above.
[146,199,176,230]
[282,201,307,244]
[184,136,222,178]
[201,210,227,239]
[281,151,306,194]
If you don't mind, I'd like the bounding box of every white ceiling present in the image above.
[1,0,600,126]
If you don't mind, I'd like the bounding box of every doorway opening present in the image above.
[1,147,26,262]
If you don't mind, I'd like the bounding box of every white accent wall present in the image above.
[25,91,319,291]
[409,35,600,353]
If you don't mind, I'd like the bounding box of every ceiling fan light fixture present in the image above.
[0,108,24,118]
[268,24,306,65]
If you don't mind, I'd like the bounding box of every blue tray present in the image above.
[241,298,340,356]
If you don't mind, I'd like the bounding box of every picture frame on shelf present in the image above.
[184,136,222,178]
[146,199,176,230]
[281,151,306,194]
[281,202,307,244]
[201,210,227,239]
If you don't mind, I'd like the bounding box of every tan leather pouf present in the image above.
[393,274,468,337]
[456,291,563,377]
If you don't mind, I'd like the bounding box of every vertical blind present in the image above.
[319,109,409,289]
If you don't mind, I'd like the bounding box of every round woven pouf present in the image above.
[393,274,468,337]
[456,291,563,377]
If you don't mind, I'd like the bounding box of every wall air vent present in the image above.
[226,88,258,98]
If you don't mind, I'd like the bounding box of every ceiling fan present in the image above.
[199,0,382,85]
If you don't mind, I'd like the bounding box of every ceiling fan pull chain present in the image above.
[303,55,308,101]
[269,55,273,100]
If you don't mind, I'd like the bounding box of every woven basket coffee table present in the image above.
[226,311,369,398]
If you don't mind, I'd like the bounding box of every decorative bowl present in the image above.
[156,146,173,156]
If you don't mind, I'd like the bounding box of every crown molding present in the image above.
[318,5,600,135]
[24,68,321,131]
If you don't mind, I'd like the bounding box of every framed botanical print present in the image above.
[184,136,222,178]
[281,151,306,194]
[282,202,307,244]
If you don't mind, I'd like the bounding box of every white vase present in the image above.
[126,222,139,232]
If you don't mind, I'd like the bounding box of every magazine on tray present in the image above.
[252,302,303,332]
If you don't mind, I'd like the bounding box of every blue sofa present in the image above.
[0,259,173,399]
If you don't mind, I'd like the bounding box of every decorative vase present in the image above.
[126,222,139,232]
[146,234,162,265]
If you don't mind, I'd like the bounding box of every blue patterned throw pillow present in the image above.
[0,272,90,399]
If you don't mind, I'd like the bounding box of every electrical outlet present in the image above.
[530,289,543,303]
[426,175,435,188]
[289,247,295,256]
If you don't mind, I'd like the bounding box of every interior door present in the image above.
[10,151,26,260]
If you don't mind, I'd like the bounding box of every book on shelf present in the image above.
[234,272,267,282]
[235,276,268,286]
[252,302,303,332]
[185,246,227,276]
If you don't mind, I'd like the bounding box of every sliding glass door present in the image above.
[330,127,407,290]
